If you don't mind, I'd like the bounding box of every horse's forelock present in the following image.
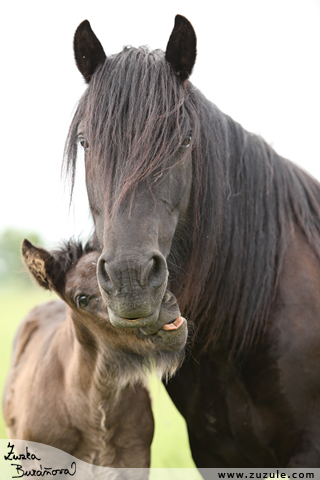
[64,46,200,213]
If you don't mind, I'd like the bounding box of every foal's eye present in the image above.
[79,137,89,152]
[181,136,192,148]
[76,295,90,308]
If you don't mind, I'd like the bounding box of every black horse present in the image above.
[65,16,320,467]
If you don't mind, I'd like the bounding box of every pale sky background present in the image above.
[1,0,320,248]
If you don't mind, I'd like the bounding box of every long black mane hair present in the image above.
[65,44,320,357]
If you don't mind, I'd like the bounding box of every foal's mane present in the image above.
[51,240,96,276]
[64,45,320,358]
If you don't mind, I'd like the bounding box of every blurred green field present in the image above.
[0,285,198,471]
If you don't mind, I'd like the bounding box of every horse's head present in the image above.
[65,16,198,345]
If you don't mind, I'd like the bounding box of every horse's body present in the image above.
[4,240,184,472]
[167,227,320,467]
[64,16,320,467]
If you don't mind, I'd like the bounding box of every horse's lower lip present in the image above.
[107,305,161,329]
[141,316,186,337]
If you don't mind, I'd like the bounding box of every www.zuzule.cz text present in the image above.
[218,472,314,479]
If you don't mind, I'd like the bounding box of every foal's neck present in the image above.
[64,309,137,401]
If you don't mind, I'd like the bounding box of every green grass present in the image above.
[0,285,57,440]
[0,285,197,469]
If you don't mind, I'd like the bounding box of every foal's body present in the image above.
[4,242,157,469]
[6,299,153,467]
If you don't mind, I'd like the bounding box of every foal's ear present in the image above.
[73,20,107,83]
[165,15,197,82]
[22,239,64,294]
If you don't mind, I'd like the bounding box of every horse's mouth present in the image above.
[141,314,187,337]
[139,312,186,336]
[107,305,161,329]
[106,292,188,351]
[121,314,185,332]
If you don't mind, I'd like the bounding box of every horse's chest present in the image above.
[165,349,281,466]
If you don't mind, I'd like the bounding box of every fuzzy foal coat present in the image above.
[3,241,154,469]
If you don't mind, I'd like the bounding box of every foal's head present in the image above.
[22,239,187,381]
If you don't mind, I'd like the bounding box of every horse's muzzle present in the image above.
[97,251,168,323]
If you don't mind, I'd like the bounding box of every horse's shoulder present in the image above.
[277,226,320,311]
[268,225,320,384]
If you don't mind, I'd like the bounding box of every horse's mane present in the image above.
[183,92,320,357]
[64,45,320,358]
[64,46,199,213]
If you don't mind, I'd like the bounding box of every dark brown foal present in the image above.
[3,239,185,470]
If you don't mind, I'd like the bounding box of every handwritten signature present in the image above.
[4,442,77,478]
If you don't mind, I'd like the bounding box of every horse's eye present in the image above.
[76,295,90,308]
[79,137,89,152]
[181,136,192,148]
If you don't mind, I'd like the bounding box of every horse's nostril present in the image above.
[103,261,108,275]
[147,253,167,290]
[98,258,116,294]
[150,256,160,278]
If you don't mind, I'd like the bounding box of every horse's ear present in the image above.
[22,239,65,294]
[165,15,197,82]
[73,20,106,83]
